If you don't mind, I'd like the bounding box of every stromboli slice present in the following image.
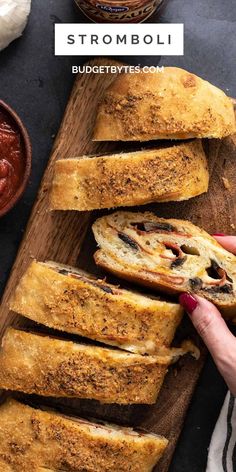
[0,328,173,404]
[50,141,209,211]
[93,67,236,141]
[0,399,168,471]
[10,260,183,355]
[92,211,236,318]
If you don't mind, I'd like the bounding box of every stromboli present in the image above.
[92,211,236,318]
[10,260,183,355]
[0,399,168,471]
[0,328,174,404]
[93,67,236,141]
[50,140,209,211]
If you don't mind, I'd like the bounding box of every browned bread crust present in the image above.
[93,67,236,141]
[0,328,173,404]
[50,141,209,210]
[10,260,183,355]
[0,399,168,471]
[92,211,236,318]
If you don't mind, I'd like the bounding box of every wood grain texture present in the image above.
[0,59,235,472]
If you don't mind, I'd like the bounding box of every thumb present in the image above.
[179,292,236,394]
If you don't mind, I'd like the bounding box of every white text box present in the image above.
[55,23,184,56]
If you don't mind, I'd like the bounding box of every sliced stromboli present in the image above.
[93,67,236,141]
[50,141,209,211]
[92,211,236,318]
[0,399,168,471]
[0,328,178,404]
[10,260,183,355]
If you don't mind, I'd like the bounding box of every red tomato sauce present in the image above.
[0,110,25,211]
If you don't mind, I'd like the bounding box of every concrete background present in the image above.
[0,0,235,470]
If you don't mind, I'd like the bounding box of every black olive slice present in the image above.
[118,232,139,251]
[91,283,114,294]
[189,278,203,290]
[131,221,175,233]
[58,269,69,275]
[204,285,233,294]
[171,256,187,269]
[58,269,114,295]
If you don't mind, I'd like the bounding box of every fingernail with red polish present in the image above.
[212,233,225,237]
[179,292,198,314]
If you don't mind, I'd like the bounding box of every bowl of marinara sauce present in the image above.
[0,100,31,217]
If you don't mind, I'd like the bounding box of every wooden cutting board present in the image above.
[0,59,236,472]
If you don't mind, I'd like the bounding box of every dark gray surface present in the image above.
[0,0,235,470]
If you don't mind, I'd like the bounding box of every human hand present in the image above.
[179,235,236,396]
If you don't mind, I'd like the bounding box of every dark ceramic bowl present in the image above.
[0,100,32,217]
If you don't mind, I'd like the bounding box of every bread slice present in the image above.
[93,67,236,141]
[10,260,183,355]
[0,328,175,404]
[0,399,168,471]
[50,141,209,211]
[92,211,236,318]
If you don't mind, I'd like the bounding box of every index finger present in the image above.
[213,235,236,255]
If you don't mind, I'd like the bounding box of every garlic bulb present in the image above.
[0,0,31,51]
